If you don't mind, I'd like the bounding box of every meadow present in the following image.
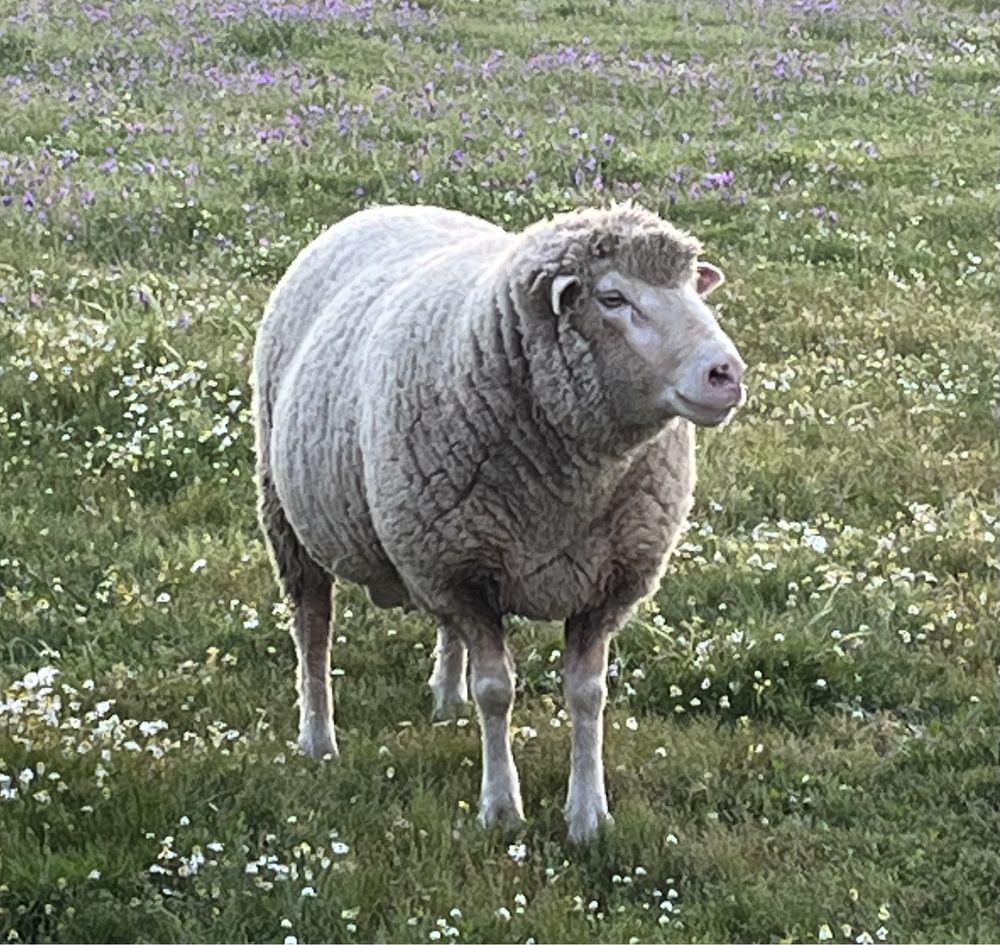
[0,0,997,941]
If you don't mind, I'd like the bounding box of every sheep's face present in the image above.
[553,264,746,428]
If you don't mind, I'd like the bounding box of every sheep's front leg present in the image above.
[564,619,612,842]
[293,577,337,758]
[463,621,523,827]
[428,625,469,720]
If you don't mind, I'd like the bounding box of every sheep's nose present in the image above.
[707,357,745,390]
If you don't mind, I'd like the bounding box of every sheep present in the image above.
[252,202,746,843]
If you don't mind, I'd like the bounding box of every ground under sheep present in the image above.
[252,202,746,843]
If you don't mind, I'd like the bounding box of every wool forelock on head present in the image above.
[518,203,703,293]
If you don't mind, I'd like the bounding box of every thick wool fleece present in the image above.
[253,204,697,626]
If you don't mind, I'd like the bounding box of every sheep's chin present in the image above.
[659,388,735,428]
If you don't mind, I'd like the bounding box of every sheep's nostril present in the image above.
[708,363,733,388]
[707,357,745,390]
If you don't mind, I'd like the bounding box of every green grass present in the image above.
[0,0,997,941]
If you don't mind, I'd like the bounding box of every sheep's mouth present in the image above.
[669,390,742,427]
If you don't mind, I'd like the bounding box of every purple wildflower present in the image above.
[702,170,735,188]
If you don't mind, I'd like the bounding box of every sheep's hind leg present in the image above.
[563,614,616,843]
[293,573,337,758]
[428,625,469,720]
[259,469,337,759]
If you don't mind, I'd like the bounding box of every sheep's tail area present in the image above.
[254,383,331,604]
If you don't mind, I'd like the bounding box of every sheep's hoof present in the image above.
[430,695,472,722]
[297,731,339,760]
[565,805,613,844]
[478,793,526,831]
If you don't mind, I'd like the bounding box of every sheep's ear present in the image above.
[551,274,581,315]
[695,262,724,296]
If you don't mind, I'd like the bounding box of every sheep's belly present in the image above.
[500,574,590,621]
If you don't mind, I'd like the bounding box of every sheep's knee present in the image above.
[566,676,606,718]
[472,672,514,718]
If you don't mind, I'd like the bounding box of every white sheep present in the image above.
[252,203,745,842]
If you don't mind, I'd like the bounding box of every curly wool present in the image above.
[254,203,700,623]
[517,202,703,295]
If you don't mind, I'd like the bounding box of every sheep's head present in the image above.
[524,205,746,431]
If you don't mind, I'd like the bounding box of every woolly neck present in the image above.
[452,265,677,493]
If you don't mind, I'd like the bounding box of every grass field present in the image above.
[1,0,997,942]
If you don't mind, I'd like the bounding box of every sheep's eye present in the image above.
[597,291,628,309]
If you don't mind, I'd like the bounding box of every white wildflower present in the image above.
[804,533,829,553]
[507,842,527,862]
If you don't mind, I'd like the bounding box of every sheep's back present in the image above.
[255,205,507,399]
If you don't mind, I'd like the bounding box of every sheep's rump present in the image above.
[254,206,513,606]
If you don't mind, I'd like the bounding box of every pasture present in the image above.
[0,0,997,942]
